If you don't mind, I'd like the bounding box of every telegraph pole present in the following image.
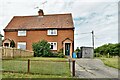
[91,30,95,57]
[91,30,94,49]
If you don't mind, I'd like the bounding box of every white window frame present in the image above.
[47,29,57,35]
[48,42,57,50]
[17,42,26,50]
[18,30,26,36]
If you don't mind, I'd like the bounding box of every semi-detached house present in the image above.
[3,9,74,57]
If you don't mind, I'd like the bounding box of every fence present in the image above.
[0,47,34,59]
[68,57,75,77]
[2,59,75,77]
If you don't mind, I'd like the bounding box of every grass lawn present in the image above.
[2,57,71,78]
[2,72,69,78]
[13,57,66,61]
[97,57,119,69]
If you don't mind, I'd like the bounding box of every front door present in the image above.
[65,43,70,56]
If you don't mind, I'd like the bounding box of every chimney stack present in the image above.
[38,9,44,16]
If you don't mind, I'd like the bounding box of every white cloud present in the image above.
[0,0,119,49]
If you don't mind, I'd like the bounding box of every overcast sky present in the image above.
[0,0,119,49]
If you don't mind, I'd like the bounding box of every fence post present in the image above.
[28,59,30,73]
[72,60,75,77]
[13,48,14,58]
[69,59,70,69]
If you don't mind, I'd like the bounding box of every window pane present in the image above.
[51,30,54,34]
[50,45,53,49]
[17,42,26,50]
[18,31,26,36]
[49,42,57,50]
[51,43,53,45]
[47,29,57,35]
[53,43,56,50]
[54,43,56,45]
[53,30,56,34]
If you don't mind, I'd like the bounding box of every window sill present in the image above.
[18,36,26,37]
[48,34,57,36]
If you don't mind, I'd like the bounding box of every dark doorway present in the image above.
[4,43,9,47]
[65,43,70,56]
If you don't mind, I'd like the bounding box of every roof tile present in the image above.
[4,13,74,30]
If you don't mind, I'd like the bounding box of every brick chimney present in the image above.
[38,9,44,16]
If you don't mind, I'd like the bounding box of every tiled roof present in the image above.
[4,13,74,30]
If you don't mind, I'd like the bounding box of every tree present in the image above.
[94,43,120,57]
[10,40,15,48]
[32,40,51,57]
[75,47,81,53]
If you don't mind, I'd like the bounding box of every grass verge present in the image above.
[2,72,70,78]
[2,57,71,78]
[97,57,119,69]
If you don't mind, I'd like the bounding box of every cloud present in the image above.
[74,2,118,48]
[0,0,119,49]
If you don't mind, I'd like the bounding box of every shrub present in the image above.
[32,41,65,58]
[57,53,65,58]
[57,48,65,58]
[94,53,102,57]
[75,47,81,53]
[32,40,51,57]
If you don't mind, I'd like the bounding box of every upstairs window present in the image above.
[47,29,57,35]
[18,30,26,36]
[48,42,57,50]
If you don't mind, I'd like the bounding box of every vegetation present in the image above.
[74,47,81,53]
[94,43,120,57]
[98,57,119,69]
[10,40,15,48]
[2,57,70,78]
[32,40,52,57]
[2,72,68,78]
[94,43,119,69]
[14,57,66,61]
[32,40,65,57]
[57,48,65,58]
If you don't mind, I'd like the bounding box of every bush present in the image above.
[75,47,81,53]
[57,48,65,58]
[57,53,65,58]
[94,53,102,57]
[32,40,51,57]
[32,41,65,58]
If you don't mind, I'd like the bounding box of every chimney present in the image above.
[38,9,44,16]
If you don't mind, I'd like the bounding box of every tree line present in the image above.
[94,43,120,57]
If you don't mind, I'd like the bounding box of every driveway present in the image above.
[75,58,119,78]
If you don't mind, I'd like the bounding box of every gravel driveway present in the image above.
[75,58,119,78]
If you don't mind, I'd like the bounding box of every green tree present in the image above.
[94,43,120,57]
[32,40,51,57]
[75,47,80,53]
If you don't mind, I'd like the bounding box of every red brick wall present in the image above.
[4,29,74,52]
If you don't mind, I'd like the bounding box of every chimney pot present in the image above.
[38,9,44,16]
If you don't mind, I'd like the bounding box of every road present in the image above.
[75,58,119,78]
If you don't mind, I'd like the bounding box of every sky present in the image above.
[0,0,119,49]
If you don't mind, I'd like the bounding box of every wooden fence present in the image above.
[2,59,75,77]
[68,56,75,77]
[0,47,34,59]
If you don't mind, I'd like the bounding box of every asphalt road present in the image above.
[75,58,119,78]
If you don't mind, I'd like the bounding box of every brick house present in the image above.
[3,9,74,57]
